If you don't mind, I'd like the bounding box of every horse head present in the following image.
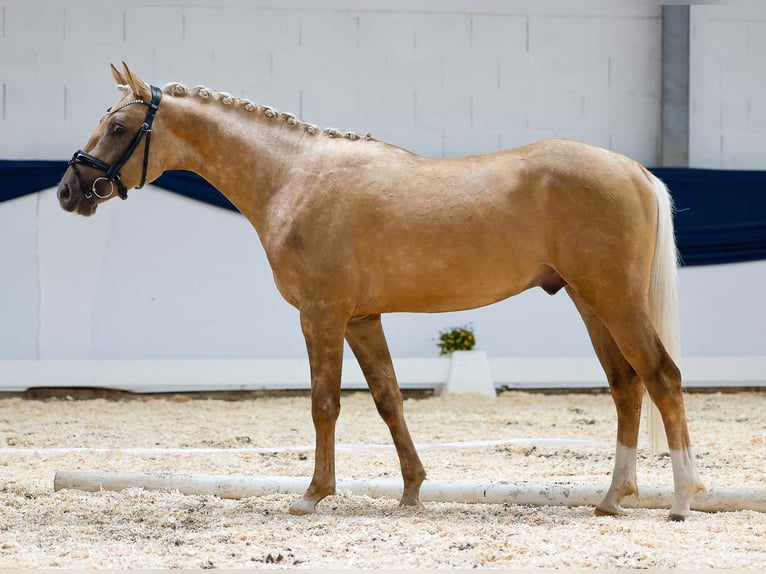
[58,63,163,216]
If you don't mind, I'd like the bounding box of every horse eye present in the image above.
[113,124,126,136]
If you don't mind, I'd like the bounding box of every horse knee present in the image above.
[372,388,403,423]
[311,394,340,425]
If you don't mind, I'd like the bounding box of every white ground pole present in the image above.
[53,471,766,513]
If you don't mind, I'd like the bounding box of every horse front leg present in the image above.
[289,308,347,515]
[345,314,426,508]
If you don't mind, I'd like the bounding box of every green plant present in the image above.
[436,324,476,355]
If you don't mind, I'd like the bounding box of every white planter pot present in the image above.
[435,350,496,399]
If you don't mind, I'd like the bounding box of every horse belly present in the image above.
[350,197,550,313]
[363,240,542,314]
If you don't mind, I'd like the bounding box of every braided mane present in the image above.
[162,82,373,142]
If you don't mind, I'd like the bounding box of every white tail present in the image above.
[645,173,681,453]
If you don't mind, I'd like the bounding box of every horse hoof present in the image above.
[289,497,317,516]
[668,513,686,522]
[594,506,620,517]
[399,496,425,509]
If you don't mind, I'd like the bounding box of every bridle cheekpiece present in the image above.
[68,84,163,200]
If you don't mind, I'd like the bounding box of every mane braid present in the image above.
[163,82,374,142]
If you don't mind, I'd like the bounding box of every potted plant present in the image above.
[434,323,495,398]
[435,324,476,356]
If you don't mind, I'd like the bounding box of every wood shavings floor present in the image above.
[1,390,764,569]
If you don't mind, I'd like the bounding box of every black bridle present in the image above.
[68,85,163,200]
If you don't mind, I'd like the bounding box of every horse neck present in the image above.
[160,93,309,231]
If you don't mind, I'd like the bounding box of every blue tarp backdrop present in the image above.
[1,160,764,266]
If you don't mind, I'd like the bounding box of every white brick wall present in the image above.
[690,5,766,169]
[1,1,661,164]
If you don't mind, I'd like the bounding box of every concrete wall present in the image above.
[690,5,766,168]
[0,1,662,163]
[1,1,764,362]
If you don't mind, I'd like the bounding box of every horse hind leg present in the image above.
[637,344,706,520]
[585,295,705,520]
[568,287,643,516]
[345,314,426,508]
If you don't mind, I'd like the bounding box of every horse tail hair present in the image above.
[645,170,681,453]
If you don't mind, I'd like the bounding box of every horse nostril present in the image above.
[58,184,71,202]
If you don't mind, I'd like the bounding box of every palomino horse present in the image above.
[58,64,705,520]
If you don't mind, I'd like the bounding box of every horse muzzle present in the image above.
[57,173,98,216]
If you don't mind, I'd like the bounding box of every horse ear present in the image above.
[111,63,127,86]
[121,62,151,101]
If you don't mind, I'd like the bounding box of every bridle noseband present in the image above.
[68,85,162,201]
